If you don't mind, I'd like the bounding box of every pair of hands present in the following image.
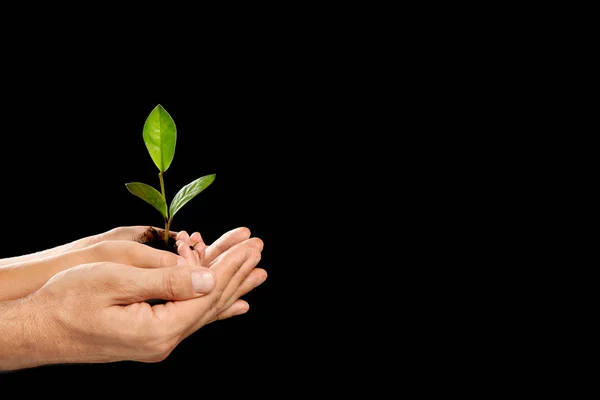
[0,226,266,371]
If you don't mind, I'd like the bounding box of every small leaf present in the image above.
[142,104,176,172]
[126,182,168,219]
[169,174,216,219]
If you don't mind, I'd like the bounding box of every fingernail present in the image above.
[177,257,187,266]
[191,269,215,293]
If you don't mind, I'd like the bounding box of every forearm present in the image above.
[0,250,92,301]
[0,299,52,371]
[0,235,97,267]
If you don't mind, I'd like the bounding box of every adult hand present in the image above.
[0,226,188,267]
[0,238,192,301]
[173,227,268,325]
[0,226,255,301]
[174,226,263,267]
[0,238,264,371]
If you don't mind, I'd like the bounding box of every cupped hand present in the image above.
[0,226,267,306]
[0,236,193,301]
[174,227,268,323]
[0,226,187,268]
[175,226,264,267]
[8,238,263,369]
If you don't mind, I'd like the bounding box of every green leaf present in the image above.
[125,182,168,219]
[169,174,216,219]
[142,104,176,172]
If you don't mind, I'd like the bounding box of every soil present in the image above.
[136,226,179,254]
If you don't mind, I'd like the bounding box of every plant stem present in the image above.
[164,218,171,245]
[159,172,169,245]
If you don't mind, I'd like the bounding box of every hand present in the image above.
[0,226,183,267]
[0,226,221,301]
[0,226,263,301]
[0,235,193,301]
[173,227,268,324]
[0,238,264,371]
[174,227,259,267]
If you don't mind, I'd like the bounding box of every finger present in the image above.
[207,237,263,268]
[193,243,207,265]
[189,232,205,265]
[215,248,262,310]
[182,300,249,339]
[215,300,250,321]
[170,241,255,332]
[190,231,204,249]
[193,248,201,265]
[217,268,267,312]
[176,231,190,243]
[244,237,264,252]
[175,239,198,248]
[178,300,249,339]
[178,242,198,266]
[211,242,256,292]
[205,227,251,264]
[181,245,262,336]
[111,264,216,303]
[198,246,207,265]
[90,240,187,269]
[190,232,202,246]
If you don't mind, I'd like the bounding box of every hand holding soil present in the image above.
[0,226,197,301]
[0,226,267,371]
[0,107,268,371]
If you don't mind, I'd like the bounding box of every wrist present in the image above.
[0,297,61,370]
[0,252,82,301]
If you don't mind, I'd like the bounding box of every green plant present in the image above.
[126,104,215,247]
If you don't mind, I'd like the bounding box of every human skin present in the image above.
[0,236,265,371]
[0,226,265,301]
[0,226,176,267]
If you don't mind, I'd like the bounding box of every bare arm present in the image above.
[0,242,189,301]
[0,226,181,300]
[0,236,266,371]
[0,299,47,371]
[0,226,180,267]
[0,236,98,267]
[0,226,255,301]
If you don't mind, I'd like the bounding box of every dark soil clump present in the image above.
[136,227,178,254]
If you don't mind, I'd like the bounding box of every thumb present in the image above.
[125,265,216,302]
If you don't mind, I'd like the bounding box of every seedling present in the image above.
[126,104,215,247]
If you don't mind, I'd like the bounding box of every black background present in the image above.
[0,79,339,391]
[0,28,420,396]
